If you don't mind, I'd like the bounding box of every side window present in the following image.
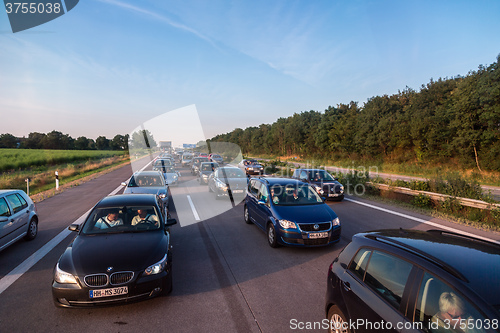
[348,248,372,280]
[0,198,11,217]
[415,272,488,333]
[6,194,24,214]
[258,185,269,203]
[364,250,413,309]
[300,170,308,180]
[248,180,261,196]
[292,170,299,178]
[16,194,28,210]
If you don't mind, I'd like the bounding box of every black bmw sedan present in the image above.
[52,194,177,308]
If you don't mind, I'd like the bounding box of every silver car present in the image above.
[208,167,248,200]
[122,171,169,206]
[0,190,38,252]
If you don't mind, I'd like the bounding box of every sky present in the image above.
[1,0,500,145]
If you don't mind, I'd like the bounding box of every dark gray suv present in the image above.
[0,189,38,252]
[325,229,500,333]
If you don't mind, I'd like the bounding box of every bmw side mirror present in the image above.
[121,182,127,186]
[165,218,177,227]
[68,224,80,232]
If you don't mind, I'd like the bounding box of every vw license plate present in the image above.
[232,190,244,194]
[308,232,328,239]
[90,286,128,298]
[328,193,339,197]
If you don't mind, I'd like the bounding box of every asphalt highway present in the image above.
[0,157,499,332]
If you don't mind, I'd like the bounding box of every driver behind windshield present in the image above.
[131,209,159,226]
[95,209,124,229]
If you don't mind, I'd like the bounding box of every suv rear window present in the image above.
[362,250,413,309]
[349,248,372,280]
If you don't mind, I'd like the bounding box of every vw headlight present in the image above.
[54,263,77,284]
[279,219,297,229]
[332,217,340,226]
[144,253,168,275]
[313,185,324,195]
[339,185,344,193]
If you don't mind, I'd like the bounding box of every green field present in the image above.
[0,149,125,173]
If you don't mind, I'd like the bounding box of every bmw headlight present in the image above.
[144,253,168,275]
[332,217,340,226]
[279,219,297,229]
[54,263,77,284]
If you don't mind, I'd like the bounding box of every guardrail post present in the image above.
[55,171,59,190]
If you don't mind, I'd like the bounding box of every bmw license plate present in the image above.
[232,190,244,194]
[90,286,128,298]
[328,193,339,197]
[308,232,328,239]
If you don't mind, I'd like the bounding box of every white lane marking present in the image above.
[345,198,500,244]
[0,208,90,295]
[186,195,201,221]
[0,158,155,295]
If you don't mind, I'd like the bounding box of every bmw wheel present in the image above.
[25,218,38,241]
[244,205,252,224]
[267,223,278,248]
[327,306,351,333]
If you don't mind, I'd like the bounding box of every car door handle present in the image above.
[342,281,351,291]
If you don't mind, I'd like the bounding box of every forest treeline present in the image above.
[0,131,129,151]
[210,56,500,172]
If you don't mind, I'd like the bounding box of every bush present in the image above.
[430,172,484,200]
[440,197,461,214]
[412,194,432,208]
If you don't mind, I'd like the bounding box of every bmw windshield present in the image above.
[81,206,161,234]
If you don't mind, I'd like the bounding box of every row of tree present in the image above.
[210,55,500,172]
[0,131,129,151]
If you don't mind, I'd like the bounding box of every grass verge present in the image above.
[1,155,130,200]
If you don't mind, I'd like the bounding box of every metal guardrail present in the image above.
[370,183,500,211]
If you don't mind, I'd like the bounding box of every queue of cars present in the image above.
[8,151,499,330]
[49,151,184,307]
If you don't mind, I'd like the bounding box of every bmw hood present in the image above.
[66,232,168,275]
[124,187,167,195]
[273,204,337,223]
